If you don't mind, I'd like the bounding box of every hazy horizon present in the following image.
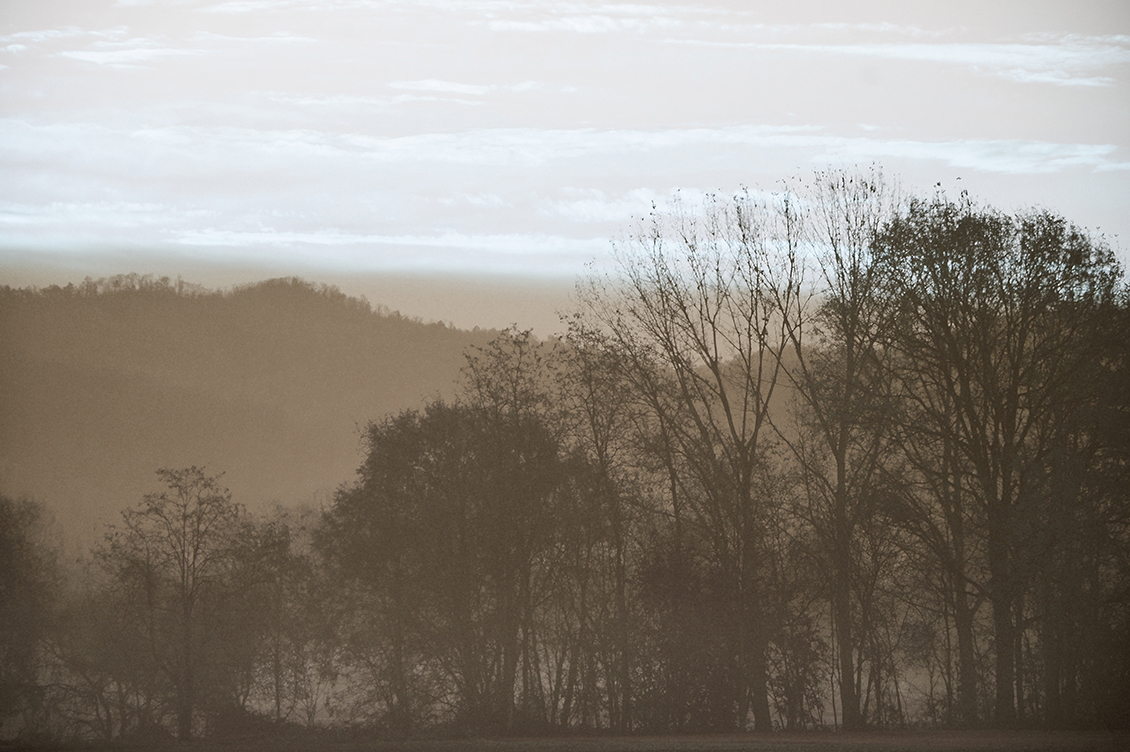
[1,263,578,336]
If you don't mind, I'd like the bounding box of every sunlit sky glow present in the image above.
[2,0,1128,327]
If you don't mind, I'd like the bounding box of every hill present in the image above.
[0,274,497,545]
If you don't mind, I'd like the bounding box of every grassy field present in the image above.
[12,730,1128,752]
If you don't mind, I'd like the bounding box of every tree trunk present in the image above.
[747,602,772,731]
[835,586,863,729]
[834,448,863,731]
[178,606,195,739]
[989,544,1016,725]
[954,579,979,725]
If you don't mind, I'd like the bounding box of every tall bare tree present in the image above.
[97,467,246,739]
[773,170,902,729]
[578,191,803,730]
[557,323,649,730]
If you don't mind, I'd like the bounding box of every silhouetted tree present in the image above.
[578,190,804,731]
[246,507,336,728]
[874,196,1125,725]
[557,324,646,730]
[0,496,59,734]
[96,467,247,739]
[769,170,902,729]
[321,394,580,733]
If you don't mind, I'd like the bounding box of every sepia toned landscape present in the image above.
[4,175,1130,752]
[3,1,1129,750]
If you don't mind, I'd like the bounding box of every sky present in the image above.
[2,0,1128,332]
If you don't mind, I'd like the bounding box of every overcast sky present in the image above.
[2,0,1128,330]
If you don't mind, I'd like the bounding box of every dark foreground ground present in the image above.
[8,731,1129,752]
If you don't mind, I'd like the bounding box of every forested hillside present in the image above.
[0,275,495,542]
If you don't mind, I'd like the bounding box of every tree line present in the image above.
[2,171,1128,742]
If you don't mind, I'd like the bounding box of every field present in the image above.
[16,731,1128,752]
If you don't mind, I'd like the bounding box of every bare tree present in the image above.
[578,191,803,731]
[97,467,245,739]
[772,170,903,729]
[557,323,650,730]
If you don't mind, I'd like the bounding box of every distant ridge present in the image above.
[0,274,497,544]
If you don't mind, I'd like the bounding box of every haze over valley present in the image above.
[0,275,497,543]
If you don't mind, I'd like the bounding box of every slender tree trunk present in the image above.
[833,447,863,730]
[989,526,1016,725]
[938,423,979,725]
[273,629,282,723]
[748,620,772,731]
[178,607,195,739]
[835,585,862,729]
[953,578,979,725]
[745,543,772,732]
[391,601,410,732]
[1014,593,1026,724]
[739,481,772,732]
[610,484,631,731]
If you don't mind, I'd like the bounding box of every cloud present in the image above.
[266,92,484,107]
[0,201,216,230]
[325,124,815,166]
[817,136,1118,174]
[388,79,541,95]
[541,187,667,223]
[199,0,310,11]
[0,27,90,45]
[474,0,724,34]
[115,0,199,5]
[3,118,1121,177]
[198,0,423,12]
[486,14,678,34]
[1,27,129,58]
[541,186,781,224]
[197,1,693,15]
[673,35,1130,87]
[340,126,1121,175]
[57,47,205,67]
[475,14,948,43]
[173,227,601,252]
[0,201,221,256]
[812,22,931,36]
[192,31,319,44]
[50,27,317,71]
[116,0,199,5]
[48,29,209,68]
[0,194,605,275]
[438,193,513,208]
[196,0,707,34]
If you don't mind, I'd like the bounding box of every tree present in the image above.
[97,467,247,739]
[577,191,803,731]
[321,396,579,733]
[874,196,1125,725]
[773,170,906,729]
[0,496,59,733]
[245,507,336,728]
[557,324,646,731]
